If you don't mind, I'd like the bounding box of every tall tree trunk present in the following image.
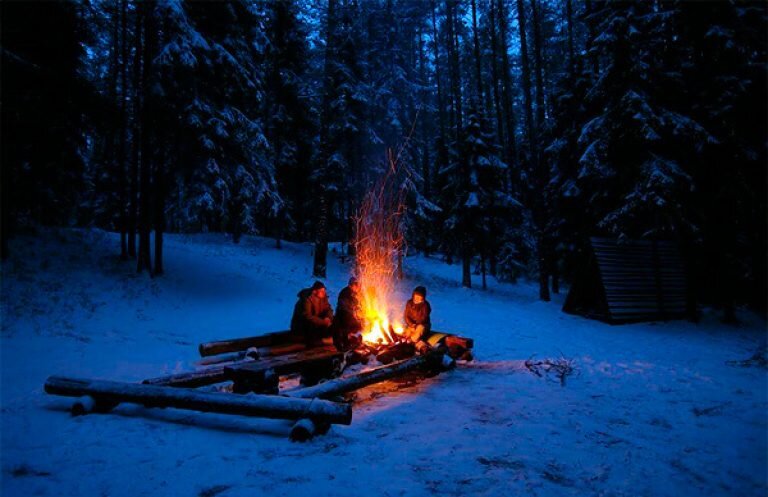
[516,0,535,158]
[481,251,487,290]
[497,0,518,189]
[137,1,154,274]
[430,0,448,206]
[531,0,546,135]
[584,0,599,77]
[530,0,549,302]
[107,3,122,258]
[119,0,128,260]
[488,0,505,167]
[470,0,483,109]
[446,0,471,288]
[153,168,164,276]
[313,194,328,278]
[446,0,463,139]
[418,26,431,200]
[128,2,141,259]
[551,250,559,294]
[313,0,337,279]
[566,0,575,76]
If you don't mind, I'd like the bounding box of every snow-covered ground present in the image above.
[1,229,766,497]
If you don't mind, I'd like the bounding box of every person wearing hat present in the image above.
[403,285,431,344]
[331,277,363,351]
[290,281,334,346]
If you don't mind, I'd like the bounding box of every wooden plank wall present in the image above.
[591,237,688,323]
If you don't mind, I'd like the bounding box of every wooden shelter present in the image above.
[563,237,692,323]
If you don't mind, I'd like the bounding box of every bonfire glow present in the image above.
[354,149,408,346]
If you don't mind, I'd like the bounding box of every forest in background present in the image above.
[1,0,766,318]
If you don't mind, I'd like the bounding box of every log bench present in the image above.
[198,330,474,361]
[223,346,343,394]
[199,330,297,357]
[44,376,352,428]
[143,346,342,391]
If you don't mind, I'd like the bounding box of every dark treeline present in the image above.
[1,1,766,318]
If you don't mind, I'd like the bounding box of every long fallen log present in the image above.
[144,346,341,389]
[288,348,452,399]
[195,343,308,367]
[199,330,298,357]
[44,376,352,425]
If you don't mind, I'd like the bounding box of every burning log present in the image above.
[375,342,415,364]
[44,376,352,425]
[198,330,299,357]
[288,348,452,400]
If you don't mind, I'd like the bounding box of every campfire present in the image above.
[353,149,409,357]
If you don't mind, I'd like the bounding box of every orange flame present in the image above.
[354,149,407,346]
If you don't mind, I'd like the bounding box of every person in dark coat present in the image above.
[332,277,363,350]
[403,285,431,343]
[290,281,334,346]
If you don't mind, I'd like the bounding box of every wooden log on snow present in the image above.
[195,342,308,367]
[70,395,120,416]
[426,332,474,360]
[287,348,450,400]
[226,346,342,392]
[142,364,233,388]
[144,346,342,389]
[199,330,298,357]
[44,376,352,425]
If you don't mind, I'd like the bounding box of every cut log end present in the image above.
[71,395,95,416]
[71,395,119,416]
[290,418,316,442]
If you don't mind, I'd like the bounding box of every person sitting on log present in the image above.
[403,286,431,350]
[332,277,363,351]
[290,281,334,347]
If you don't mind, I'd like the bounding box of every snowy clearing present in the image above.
[1,229,766,497]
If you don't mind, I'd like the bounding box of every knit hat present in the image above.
[413,286,427,298]
[311,281,326,291]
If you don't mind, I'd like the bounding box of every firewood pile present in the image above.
[44,330,474,441]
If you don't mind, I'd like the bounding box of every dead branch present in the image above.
[524,355,577,386]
